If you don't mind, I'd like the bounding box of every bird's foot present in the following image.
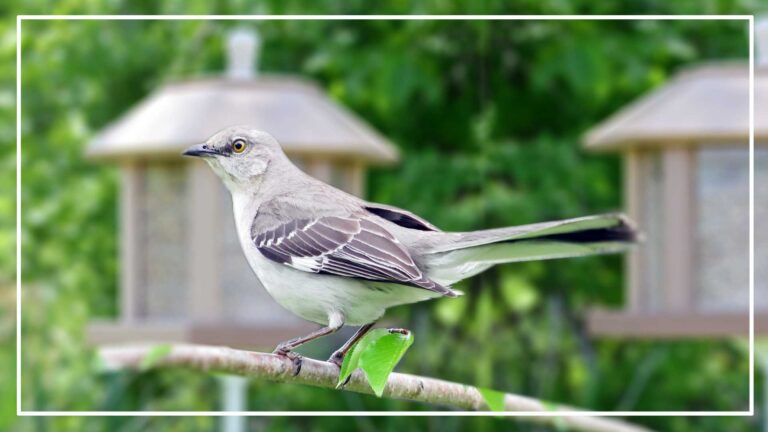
[273,348,303,376]
[328,350,355,387]
[327,350,345,368]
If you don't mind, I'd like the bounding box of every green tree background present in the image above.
[1,1,764,431]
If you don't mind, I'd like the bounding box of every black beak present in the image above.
[182,143,218,157]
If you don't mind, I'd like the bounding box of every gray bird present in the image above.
[183,126,637,369]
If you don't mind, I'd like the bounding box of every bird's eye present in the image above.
[232,139,247,154]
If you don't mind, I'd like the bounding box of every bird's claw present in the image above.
[327,351,355,387]
[327,350,344,368]
[273,348,303,376]
[338,374,352,388]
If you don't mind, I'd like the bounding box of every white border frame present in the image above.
[15,14,755,417]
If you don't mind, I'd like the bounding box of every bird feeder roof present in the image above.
[583,63,768,151]
[86,75,399,164]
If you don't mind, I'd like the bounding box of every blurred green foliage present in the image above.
[1,0,765,431]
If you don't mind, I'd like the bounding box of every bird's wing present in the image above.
[251,214,457,297]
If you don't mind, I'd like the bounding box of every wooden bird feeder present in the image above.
[86,29,399,349]
[583,59,767,337]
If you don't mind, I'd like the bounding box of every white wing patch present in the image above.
[290,256,323,272]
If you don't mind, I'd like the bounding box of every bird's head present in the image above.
[182,126,287,191]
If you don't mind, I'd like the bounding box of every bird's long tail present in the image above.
[423,213,638,286]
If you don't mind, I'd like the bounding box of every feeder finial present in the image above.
[757,17,768,67]
[226,27,260,80]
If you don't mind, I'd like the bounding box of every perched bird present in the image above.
[183,126,637,370]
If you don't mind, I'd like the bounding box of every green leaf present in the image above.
[139,344,172,371]
[336,328,414,397]
[478,387,506,412]
[337,331,374,387]
[360,329,414,396]
[542,400,569,430]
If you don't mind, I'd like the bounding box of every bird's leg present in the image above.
[327,322,376,367]
[273,323,342,376]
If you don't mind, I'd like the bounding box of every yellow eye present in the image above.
[232,139,247,153]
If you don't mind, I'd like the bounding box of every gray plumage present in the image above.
[183,126,637,361]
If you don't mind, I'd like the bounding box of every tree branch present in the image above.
[99,343,651,432]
